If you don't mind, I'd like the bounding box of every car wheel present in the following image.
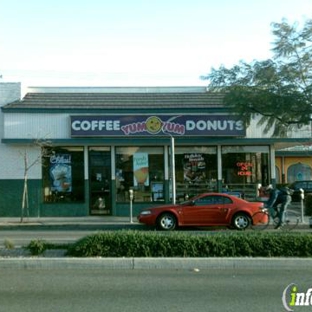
[232,213,250,230]
[157,213,177,231]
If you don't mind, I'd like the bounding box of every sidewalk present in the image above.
[0,216,136,224]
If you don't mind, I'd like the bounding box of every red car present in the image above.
[137,193,264,230]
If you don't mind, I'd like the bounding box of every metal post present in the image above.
[129,189,134,223]
[300,188,304,223]
[269,145,276,186]
[217,145,222,192]
[170,136,176,205]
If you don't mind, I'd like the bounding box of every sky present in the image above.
[0,0,311,88]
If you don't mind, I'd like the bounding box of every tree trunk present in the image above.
[21,175,29,222]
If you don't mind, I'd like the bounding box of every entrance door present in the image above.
[89,148,111,215]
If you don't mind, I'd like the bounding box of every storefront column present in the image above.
[111,146,116,215]
[281,156,285,184]
[84,147,90,215]
[270,145,276,186]
[217,145,222,192]
[84,146,89,180]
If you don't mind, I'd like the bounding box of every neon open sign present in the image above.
[237,162,253,176]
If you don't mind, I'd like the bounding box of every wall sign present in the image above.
[237,162,253,176]
[70,115,245,137]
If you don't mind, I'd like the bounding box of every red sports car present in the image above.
[137,193,264,230]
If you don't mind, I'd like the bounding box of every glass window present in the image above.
[287,163,312,183]
[195,195,233,205]
[275,166,280,184]
[42,147,85,203]
[221,146,269,200]
[116,147,164,202]
[195,195,214,205]
[175,146,217,200]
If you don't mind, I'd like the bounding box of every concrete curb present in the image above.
[0,257,311,270]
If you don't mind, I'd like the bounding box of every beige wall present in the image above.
[276,156,312,183]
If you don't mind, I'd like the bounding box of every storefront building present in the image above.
[275,148,312,184]
[1,83,311,217]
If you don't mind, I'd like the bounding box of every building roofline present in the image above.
[26,86,208,94]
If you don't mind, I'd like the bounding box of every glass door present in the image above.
[89,147,111,215]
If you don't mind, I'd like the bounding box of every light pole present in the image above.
[129,189,134,223]
[170,136,176,205]
[299,188,304,223]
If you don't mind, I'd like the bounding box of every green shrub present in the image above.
[26,239,48,255]
[66,231,312,258]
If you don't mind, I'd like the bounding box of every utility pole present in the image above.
[170,136,176,205]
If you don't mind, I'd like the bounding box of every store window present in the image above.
[221,146,269,199]
[287,163,312,183]
[116,147,164,202]
[42,147,85,203]
[275,166,281,184]
[175,146,217,200]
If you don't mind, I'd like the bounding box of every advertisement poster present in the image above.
[50,154,72,192]
[183,153,206,183]
[133,153,149,187]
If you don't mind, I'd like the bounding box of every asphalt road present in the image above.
[1,266,312,312]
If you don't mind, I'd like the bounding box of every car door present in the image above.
[181,195,232,226]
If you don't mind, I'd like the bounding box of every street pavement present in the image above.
[0,216,145,231]
[0,201,308,230]
[0,215,310,231]
[0,216,136,225]
[2,266,311,312]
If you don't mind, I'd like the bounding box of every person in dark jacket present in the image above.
[265,185,292,229]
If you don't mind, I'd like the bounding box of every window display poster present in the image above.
[151,182,163,201]
[183,153,206,183]
[133,153,149,186]
[50,154,72,192]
